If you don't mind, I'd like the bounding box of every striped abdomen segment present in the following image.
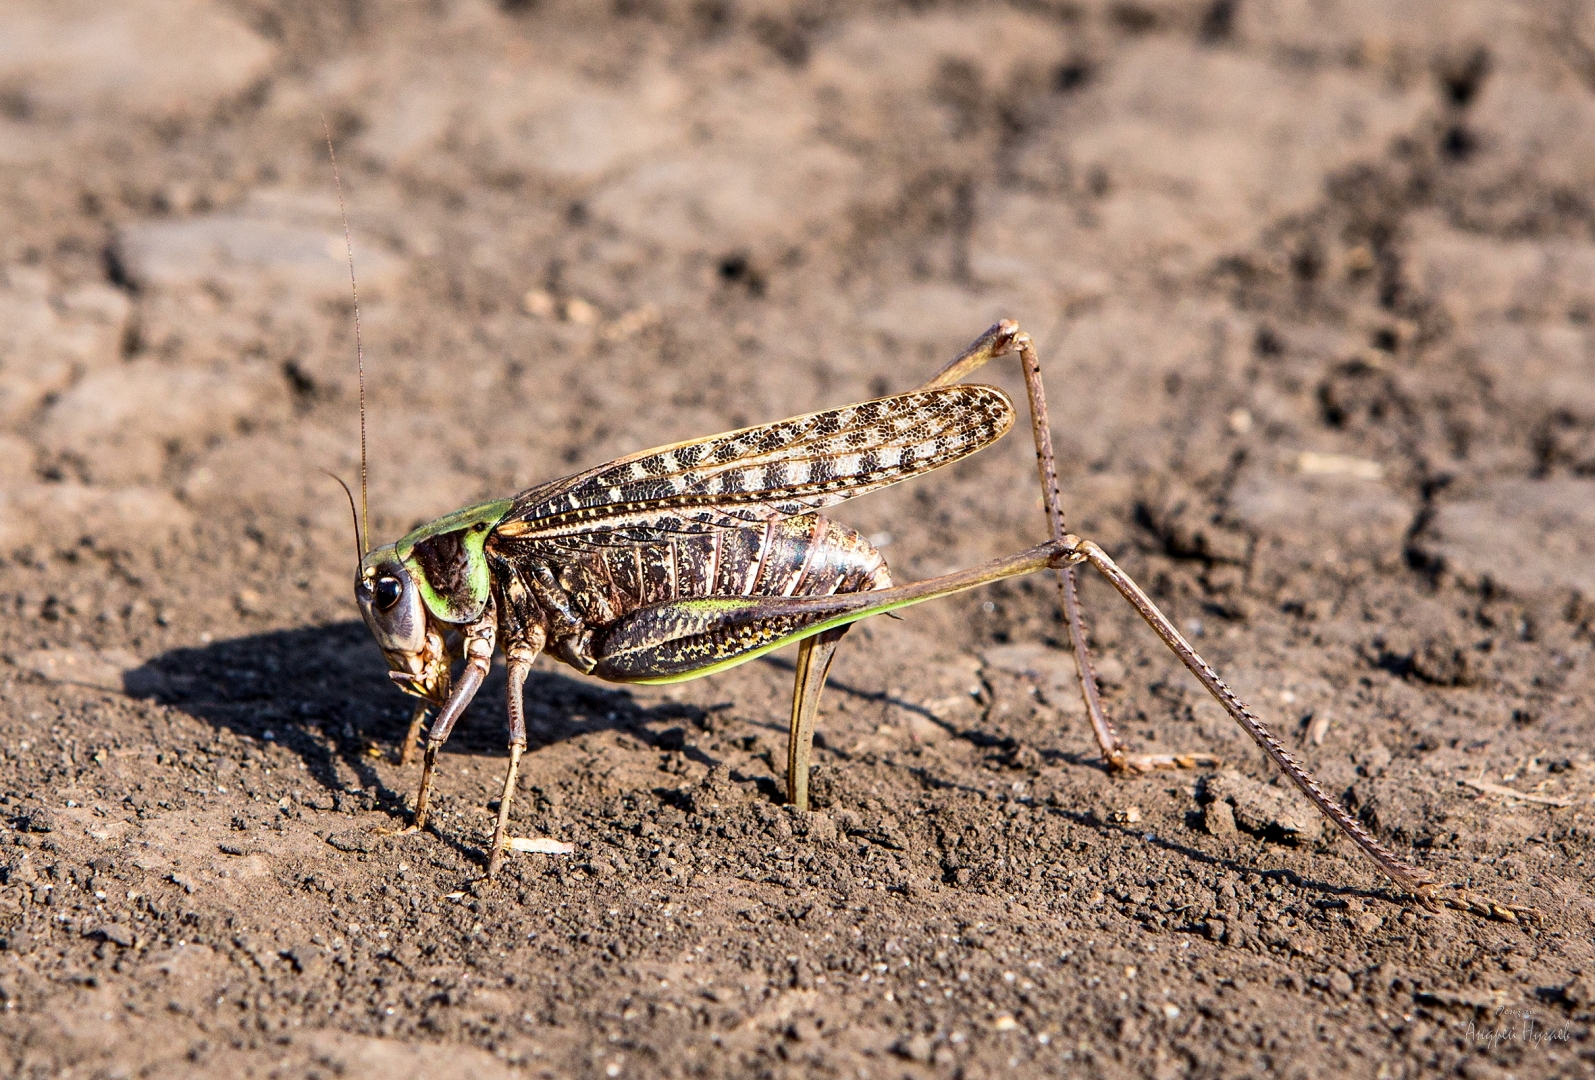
[622,514,887,606]
[581,517,891,683]
[546,514,890,628]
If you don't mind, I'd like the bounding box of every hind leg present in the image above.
[920,322,1219,773]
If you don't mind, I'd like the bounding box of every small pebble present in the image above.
[523,288,556,317]
[563,297,599,324]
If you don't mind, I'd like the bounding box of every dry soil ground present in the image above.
[1,2,1594,1078]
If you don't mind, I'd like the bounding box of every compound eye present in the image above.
[372,575,404,612]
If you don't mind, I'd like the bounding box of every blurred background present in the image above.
[2,3,1593,1077]
[4,1,1595,607]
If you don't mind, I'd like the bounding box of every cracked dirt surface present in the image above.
[1,2,1593,1077]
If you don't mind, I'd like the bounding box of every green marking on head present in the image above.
[394,498,515,560]
[381,498,513,625]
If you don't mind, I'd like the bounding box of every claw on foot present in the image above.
[375,823,424,838]
[1113,751,1223,773]
[1428,883,1537,923]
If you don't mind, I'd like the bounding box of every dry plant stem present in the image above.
[1072,537,1433,897]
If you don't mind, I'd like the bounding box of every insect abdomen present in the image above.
[598,514,889,611]
[581,516,891,682]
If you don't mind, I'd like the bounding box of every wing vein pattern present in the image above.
[494,385,1015,548]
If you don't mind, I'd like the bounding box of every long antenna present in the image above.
[325,470,362,565]
[323,114,369,557]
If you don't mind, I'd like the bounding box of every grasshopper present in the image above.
[345,314,1454,896]
[325,145,1527,916]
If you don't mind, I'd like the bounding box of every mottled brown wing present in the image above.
[493,385,1014,545]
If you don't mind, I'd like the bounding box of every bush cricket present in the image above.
[327,158,1526,921]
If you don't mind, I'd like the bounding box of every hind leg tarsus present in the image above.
[1073,538,1433,896]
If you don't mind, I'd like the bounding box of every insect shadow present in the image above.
[120,624,1426,907]
[121,620,723,815]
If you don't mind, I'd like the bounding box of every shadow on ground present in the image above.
[121,621,722,807]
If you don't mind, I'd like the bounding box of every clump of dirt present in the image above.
[1,2,1592,1078]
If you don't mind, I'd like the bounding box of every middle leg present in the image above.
[787,625,849,811]
[486,630,545,878]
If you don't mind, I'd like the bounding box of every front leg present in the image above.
[409,604,497,833]
[397,700,429,766]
